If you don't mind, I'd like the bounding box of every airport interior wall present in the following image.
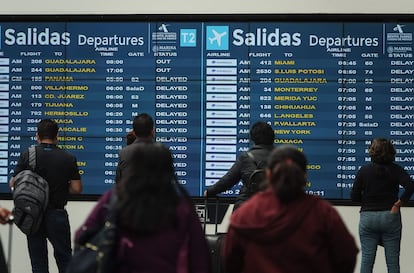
[1,1,414,273]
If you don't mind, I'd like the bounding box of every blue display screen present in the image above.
[0,17,413,199]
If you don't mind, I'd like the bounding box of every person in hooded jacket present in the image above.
[222,145,359,273]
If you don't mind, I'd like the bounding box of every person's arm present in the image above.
[115,148,127,183]
[74,190,112,242]
[9,150,29,190]
[68,155,83,194]
[350,168,364,203]
[391,200,401,213]
[205,155,244,197]
[9,177,14,190]
[396,166,414,205]
[390,167,414,212]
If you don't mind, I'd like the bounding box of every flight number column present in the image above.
[7,51,44,178]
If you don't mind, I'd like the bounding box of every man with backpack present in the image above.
[9,119,83,273]
[204,121,275,211]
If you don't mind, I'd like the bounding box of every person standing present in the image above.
[351,138,414,273]
[75,143,210,273]
[204,121,275,210]
[222,145,358,273]
[116,113,154,183]
[9,119,83,273]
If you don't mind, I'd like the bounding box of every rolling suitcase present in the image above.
[0,236,7,273]
[0,216,13,273]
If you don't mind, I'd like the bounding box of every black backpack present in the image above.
[12,146,49,235]
[246,151,266,194]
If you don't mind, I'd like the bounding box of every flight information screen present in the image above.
[0,16,413,200]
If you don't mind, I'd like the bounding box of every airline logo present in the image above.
[393,24,405,34]
[152,23,177,42]
[387,24,412,42]
[206,26,229,50]
[158,24,170,32]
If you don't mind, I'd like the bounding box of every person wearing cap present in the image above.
[222,145,359,273]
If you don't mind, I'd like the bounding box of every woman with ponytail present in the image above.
[222,145,358,273]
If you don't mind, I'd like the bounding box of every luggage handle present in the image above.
[203,197,219,235]
[7,215,13,273]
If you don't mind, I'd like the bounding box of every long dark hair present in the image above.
[267,145,308,203]
[115,143,186,234]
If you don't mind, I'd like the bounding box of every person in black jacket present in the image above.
[351,138,414,273]
[204,121,275,210]
[116,113,154,183]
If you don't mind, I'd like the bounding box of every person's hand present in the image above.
[0,207,12,224]
[391,202,401,214]
[390,205,399,214]
[203,190,208,197]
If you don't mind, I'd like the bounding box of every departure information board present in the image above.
[0,17,413,199]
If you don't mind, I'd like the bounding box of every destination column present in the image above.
[249,22,343,198]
